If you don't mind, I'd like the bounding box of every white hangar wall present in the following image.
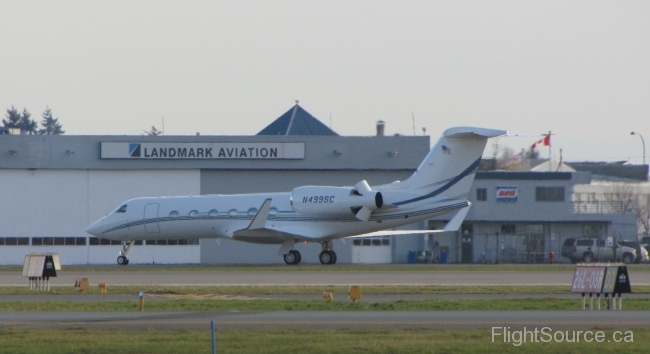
[0,169,200,265]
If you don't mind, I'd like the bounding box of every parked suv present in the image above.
[561,237,637,264]
[640,236,650,254]
[619,240,649,264]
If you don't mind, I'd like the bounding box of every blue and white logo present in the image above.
[129,143,141,157]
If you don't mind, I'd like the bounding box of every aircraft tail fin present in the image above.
[396,127,506,204]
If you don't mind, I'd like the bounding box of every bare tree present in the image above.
[603,185,649,236]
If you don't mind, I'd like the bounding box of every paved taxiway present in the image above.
[2,311,648,330]
[4,270,650,286]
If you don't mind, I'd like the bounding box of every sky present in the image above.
[1,1,649,163]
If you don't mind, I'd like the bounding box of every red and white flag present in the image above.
[531,135,550,149]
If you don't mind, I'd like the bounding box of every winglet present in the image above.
[442,204,471,232]
[247,199,273,230]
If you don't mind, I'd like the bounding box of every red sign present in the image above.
[571,266,606,293]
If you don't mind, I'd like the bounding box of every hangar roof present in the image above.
[257,104,338,136]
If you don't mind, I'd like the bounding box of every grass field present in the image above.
[4,284,650,295]
[6,263,649,272]
[1,297,648,311]
[0,328,646,354]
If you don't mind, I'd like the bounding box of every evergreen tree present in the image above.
[38,106,65,135]
[2,106,21,131]
[19,108,38,135]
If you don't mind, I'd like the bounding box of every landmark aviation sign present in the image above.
[101,142,305,160]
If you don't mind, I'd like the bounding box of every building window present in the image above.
[146,240,156,245]
[501,225,516,234]
[76,237,87,246]
[476,188,487,201]
[5,238,18,246]
[536,187,565,202]
[583,224,603,238]
[89,237,100,245]
[525,225,544,234]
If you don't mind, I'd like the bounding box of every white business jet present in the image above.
[86,126,506,265]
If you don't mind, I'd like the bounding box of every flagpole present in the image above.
[548,130,552,172]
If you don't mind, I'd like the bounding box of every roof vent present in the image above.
[376,120,385,136]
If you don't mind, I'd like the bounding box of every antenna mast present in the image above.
[412,112,415,136]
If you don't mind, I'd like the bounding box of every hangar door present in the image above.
[144,203,160,233]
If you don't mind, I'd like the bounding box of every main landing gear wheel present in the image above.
[283,250,301,265]
[319,250,337,265]
[117,255,129,265]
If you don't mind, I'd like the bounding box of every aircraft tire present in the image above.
[117,256,128,265]
[283,252,297,265]
[331,251,337,265]
[319,251,334,265]
[293,250,302,264]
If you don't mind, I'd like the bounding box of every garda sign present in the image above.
[101,142,305,160]
[496,186,518,202]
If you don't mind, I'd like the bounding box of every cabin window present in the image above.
[116,205,127,213]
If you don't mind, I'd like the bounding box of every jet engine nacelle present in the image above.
[291,185,383,217]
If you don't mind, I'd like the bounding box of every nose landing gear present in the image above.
[117,241,135,265]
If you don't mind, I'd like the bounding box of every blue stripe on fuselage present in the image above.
[392,157,481,206]
[99,201,469,235]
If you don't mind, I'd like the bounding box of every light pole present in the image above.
[631,132,646,165]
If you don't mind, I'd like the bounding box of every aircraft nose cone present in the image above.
[86,221,103,236]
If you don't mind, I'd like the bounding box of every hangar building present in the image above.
[0,105,429,265]
[0,104,636,265]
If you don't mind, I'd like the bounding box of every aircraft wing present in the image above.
[346,205,471,238]
[347,229,446,237]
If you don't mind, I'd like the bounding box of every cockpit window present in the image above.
[116,205,127,213]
